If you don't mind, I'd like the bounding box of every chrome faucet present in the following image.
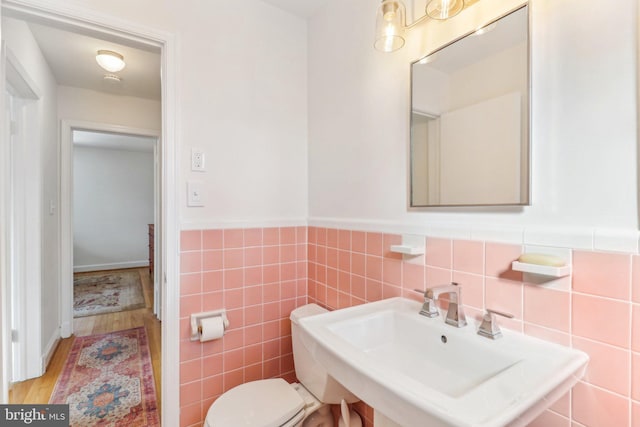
[424,282,467,327]
[414,288,439,318]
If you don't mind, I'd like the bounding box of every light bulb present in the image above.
[96,50,126,73]
[426,0,464,20]
[374,0,406,52]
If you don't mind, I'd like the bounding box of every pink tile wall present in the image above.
[309,227,640,427]
[179,226,639,427]
[179,227,307,427]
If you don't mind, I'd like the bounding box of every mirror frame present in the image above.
[408,4,531,209]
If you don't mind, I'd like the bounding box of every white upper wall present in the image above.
[17,0,638,243]
[58,86,161,131]
[175,1,308,226]
[308,0,638,242]
[73,144,155,271]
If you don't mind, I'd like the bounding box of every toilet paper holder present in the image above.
[190,309,230,341]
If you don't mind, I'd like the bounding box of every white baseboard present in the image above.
[60,320,72,339]
[73,260,149,273]
[41,330,60,374]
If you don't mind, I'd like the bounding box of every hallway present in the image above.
[8,267,161,414]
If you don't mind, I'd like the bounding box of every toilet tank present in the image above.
[290,304,359,404]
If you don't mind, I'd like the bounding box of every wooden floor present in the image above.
[8,267,162,415]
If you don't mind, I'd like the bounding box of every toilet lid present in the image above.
[206,378,304,427]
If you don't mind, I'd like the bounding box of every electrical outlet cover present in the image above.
[191,149,205,171]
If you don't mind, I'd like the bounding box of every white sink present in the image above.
[298,297,588,427]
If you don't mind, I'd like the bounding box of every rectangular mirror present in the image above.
[410,5,530,207]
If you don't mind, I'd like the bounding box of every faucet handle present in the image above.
[477,308,514,339]
[413,289,439,318]
[486,308,513,319]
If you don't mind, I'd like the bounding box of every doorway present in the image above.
[71,128,159,314]
[0,1,180,424]
[61,124,163,335]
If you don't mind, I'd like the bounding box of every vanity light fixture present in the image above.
[374,0,469,53]
[95,50,126,73]
[374,0,407,52]
[425,0,465,20]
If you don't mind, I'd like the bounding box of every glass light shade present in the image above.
[96,50,126,73]
[374,0,406,53]
[426,0,464,20]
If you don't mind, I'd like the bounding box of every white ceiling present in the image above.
[27,22,161,100]
[260,0,329,18]
[74,130,156,153]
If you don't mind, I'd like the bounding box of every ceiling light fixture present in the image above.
[374,0,468,53]
[103,74,121,83]
[96,50,126,73]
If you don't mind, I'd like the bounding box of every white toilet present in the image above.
[204,304,358,427]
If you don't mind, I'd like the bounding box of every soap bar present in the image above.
[517,253,566,267]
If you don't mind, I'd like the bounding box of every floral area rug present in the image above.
[50,327,159,426]
[74,270,146,318]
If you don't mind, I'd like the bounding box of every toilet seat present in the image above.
[205,378,305,427]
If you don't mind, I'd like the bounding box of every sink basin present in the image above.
[298,297,588,427]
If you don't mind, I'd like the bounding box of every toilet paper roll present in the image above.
[199,316,225,342]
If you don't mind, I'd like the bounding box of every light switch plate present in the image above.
[187,181,204,207]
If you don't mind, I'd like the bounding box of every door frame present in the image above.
[0,2,180,425]
[2,41,44,388]
[60,120,161,338]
